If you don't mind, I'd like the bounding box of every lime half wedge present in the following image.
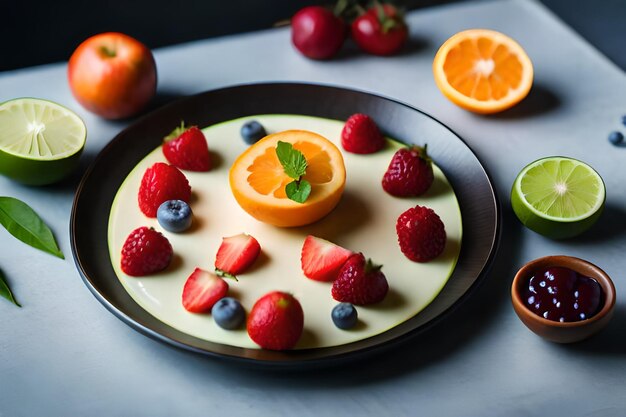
[0,98,86,185]
[511,157,605,239]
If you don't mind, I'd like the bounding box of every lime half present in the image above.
[0,98,86,185]
[511,157,605,239]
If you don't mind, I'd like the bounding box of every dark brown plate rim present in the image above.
[70,82,501,369]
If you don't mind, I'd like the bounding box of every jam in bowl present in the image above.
[511,256,615,343]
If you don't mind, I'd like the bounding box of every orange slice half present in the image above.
[433,29,534,114]
[229,130,346,227]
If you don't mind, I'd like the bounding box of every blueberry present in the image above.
[240,120,267,144]
[622,115,626,127]
[212,297,245,330]
[608,131,624,145]
[157,200,192,233]
[331,303,358,330]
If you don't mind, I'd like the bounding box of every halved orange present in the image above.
[229,130,346,227]
[433,29,533,114]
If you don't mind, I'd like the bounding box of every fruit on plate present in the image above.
[157,200,192,233]
[511,157,605,239]
[301,235,353,281]
[351,4,408,56]
[68,32,157,119]
[121,227,173,276]
[382,144,434,196]
[247,291,304,350]
[0,98,86,185]
[212,297,246,330]
[241,120,267,144]
[396,205,446,262]
[331,302,358,330]
[229,130,346,227]
[433,29,533,114]
[138,162,191,218]
[332,253,389,305]
[162,123,211,172]
[341,113,386,154]
[214,233,261,278]
[291,6,346,60]
[182,268,229,313]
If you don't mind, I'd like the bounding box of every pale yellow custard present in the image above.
[108,115,462,349]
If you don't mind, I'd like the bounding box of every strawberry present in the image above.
[300,235,353,281]
[382,145,434,197]
[247,291,304,350]
[341,113,385,154]
[182,268,229,313]
[138,162,192,218]
[162,123,211,171]
[332,253,388,305]
[121,227,173,277]
[396,205,446,262]
[214,234,261,278]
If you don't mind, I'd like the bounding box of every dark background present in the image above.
[1,0,625,72]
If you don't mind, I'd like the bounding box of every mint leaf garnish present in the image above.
[276,141,307,179]
[275,141,311,203]
[285,180,311,204]
[0,268,20,307]
[0,197,64,259]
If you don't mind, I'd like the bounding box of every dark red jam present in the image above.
[523,267,603,322]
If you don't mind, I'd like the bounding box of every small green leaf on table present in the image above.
[0,268,21,307]
[0,197,64,259]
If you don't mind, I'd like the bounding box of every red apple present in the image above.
[68,32,157,119]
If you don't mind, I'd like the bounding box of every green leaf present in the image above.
[164,121,187,142]
[0,268,21,307]
[286,180,312,204]
[0,197,64,259]
[276,141,307,179]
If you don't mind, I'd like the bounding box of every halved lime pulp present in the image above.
[0,98,86,185]
[511,157,605,239]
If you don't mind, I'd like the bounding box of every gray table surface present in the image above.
[1,0,625,416]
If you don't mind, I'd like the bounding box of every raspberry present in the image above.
[341,113,385,154]
[332,253,388,305]
[396,205,446,262]
[382,145,434,197]
[121,227,173,276]
[138,162,191,217]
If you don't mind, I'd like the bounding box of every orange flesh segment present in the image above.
[442,36,524,101]
[246,141,333,199]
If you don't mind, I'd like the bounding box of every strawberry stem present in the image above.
[365,258,382,274]
[164,121,187,142]
[215,269,239,282]
[374,1,400,34]
[334,0,350,16]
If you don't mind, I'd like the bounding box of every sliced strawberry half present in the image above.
[215,234,261,278]
[182,268,229,313]
[300,235,353,282]
[163,123,211,172]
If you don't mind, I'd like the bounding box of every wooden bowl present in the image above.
[511,255,616,343]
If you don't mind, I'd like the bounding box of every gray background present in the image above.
[2,0,626,71]
[0,0,625,416]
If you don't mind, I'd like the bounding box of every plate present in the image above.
[71,83,500,367]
